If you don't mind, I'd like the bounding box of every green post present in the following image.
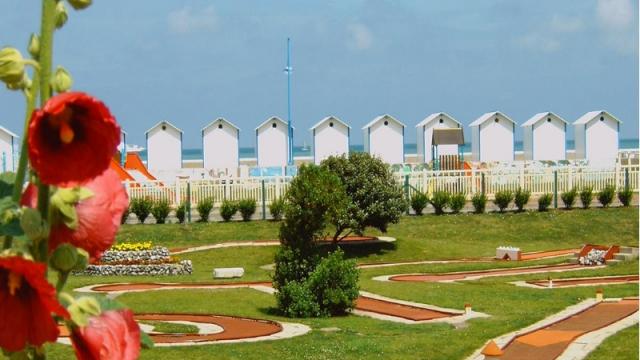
[553,170,558,209]
[186,182,191,223]
[481,173,485,194]
[404,175,410,215]
[625,168,629,191]
[262,179,266,220]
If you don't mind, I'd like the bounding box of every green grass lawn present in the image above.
[46,207,638,359]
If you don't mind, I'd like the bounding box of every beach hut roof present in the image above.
[255,116,293,131]
[470,111,516,127]
[0,126,18,138]
[415,112,462,128]
[521,112,568,127]
[310,116,351,131]
[362,114,405,130]
[432,128,464,145]
[145,120,183,134]
[573,110,622,125]
[202,117,240,132]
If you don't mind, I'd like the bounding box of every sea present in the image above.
[137,139,639,161]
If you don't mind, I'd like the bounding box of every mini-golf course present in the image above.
[513,275,640,289]
[471,297,639,360]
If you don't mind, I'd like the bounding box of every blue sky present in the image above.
[1,0,638,148]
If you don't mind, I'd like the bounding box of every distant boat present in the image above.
[118,143,145,153]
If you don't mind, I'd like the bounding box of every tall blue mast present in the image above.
[284,38,293,166]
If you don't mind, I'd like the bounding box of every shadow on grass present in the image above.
[318,242,398,260]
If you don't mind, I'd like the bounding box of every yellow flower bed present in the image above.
[110,242,153,252]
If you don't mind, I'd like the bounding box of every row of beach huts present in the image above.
[0,110,623,173]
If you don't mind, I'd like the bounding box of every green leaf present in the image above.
[0,196,23,236]
[0,172,15,198]
[20,208,47,241]
[140,331,155,349]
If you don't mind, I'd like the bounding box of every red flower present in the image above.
[70,309,140,360]
[49,168,129,260]
[28,92,120,186]
[0,256,69,352]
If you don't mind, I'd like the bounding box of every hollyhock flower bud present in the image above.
[51,66,73,93]
[28,92,121,186]
[0,47,25,85]
[28,33,40,58]
[68,0,92,11]
[70,309,141,360]
[55,1,68,29]
[0,256,70,351]
[50,243,78,272]
[49,168,129,260]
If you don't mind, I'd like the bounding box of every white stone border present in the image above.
[511,275,639,289]
[353,291,489,325]
[465,298,634,360]
[373,264,605,283]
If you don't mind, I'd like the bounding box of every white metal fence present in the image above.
[123,164,639,206]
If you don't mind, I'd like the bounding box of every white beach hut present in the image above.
[256,116,291,167]
[522,112,567,161]
[416,112,462,163]
[202,118,240,169]
[145,120,183,171]
[362,114,405,164]
[0,126,17,172]
[573,110,621,161]
[470,111,516,162]
[310,116,350,164]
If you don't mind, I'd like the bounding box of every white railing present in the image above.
[124,165,639,206]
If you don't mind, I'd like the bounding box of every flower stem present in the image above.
[38,0,56,106]
[56,271,69,293]
[11,76,40,203]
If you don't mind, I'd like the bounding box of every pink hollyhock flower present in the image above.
[70,309,141,360]
[0,256,69,352]
[28,91,120,186]
[49,168,129,260]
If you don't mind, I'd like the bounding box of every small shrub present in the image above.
[618,188,633,207]
[130,198,153,224]
[277,281,320,318]
[238,198,257,221]
[175,201,189,224]
[597,185,616,208]
[580,187,594,209]
[220,200,238,222]
[561,188,577,209]
[410,192,429,216]
[471,193,487,214]
[120,205,131,225]
[270,198,286,221]
[538,193,553,212]
[449,193,466,214]
[513,188,531,212]
[197,197,214,222]
[306,248,359,316]
[429,191,450,215]
[151,199,171,224]
[493,190,513,213]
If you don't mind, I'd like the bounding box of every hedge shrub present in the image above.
[580,187,594,209]
[538,193,553,212]
[561,188,577,209]
[471,193,487,214]
[220,200,238,222]
[410,192,429,216]
[197,197,214,222]
[449,193,466,214]
[305,248,359,316]
[151,199,171,224]
[130,198,153,224]
[175,201,189,224]
[493,190,513,213]
[238,198,257,221]
[120,205,131,225]
[514,188,531,212]
[618,188,633,207]
[269,198,286,221]
[429,191,450,215]
[597,185,616,208]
